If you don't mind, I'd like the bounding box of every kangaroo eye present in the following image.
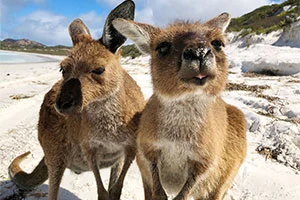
[92,67,105,75]
[156,42,172,56]
[211,40,224,51]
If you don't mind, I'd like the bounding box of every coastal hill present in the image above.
[0,38,45,48]
[0,39,70,56]
[228,0,299,35]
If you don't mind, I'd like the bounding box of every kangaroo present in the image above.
[113,13,247,200]
[8,1,145,200]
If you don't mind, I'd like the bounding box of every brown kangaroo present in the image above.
[8,1,145,200]
[113,13,247,200]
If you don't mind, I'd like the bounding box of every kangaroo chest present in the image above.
[69,96,130,172]
[157,94,211,142]
[155,94,213,194]
[85,97,132,145]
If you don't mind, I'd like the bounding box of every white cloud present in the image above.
[96,0,121,6]
[2,0,281,45]
[12,10,107,46]
[136,7,154,25]
[79,11,105,39]
[19,10,66,24]
[96,0,271,26]
[15,11,70,46]
[135,0,270,26]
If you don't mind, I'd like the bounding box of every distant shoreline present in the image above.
[0,50,65,64]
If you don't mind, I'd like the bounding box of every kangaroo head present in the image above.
[55,0,135,116]
[113,13,230,99]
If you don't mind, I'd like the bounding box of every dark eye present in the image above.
[92,67,105,75]
[211,40,224,51]
[59,67,66,76]
[156,42,171,56]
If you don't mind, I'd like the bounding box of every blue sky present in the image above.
[0,0,284,46]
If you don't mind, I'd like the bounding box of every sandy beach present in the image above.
[0,48,300,199]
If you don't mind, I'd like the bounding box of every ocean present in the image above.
[0,51,58,64]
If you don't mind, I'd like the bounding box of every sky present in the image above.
[0,0,285,46]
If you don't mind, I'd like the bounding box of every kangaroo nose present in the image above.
[183,47,211,61]
[55,78,82,115]
[57,95,75,110]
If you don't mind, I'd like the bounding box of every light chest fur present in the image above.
[154,93,215,194]
[74,91,134,171]
[84,91,134,146]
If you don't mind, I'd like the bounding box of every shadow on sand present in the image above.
[0,180,81,200]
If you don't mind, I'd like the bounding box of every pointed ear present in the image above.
[100,0,135,53]
[112,19,160,54]
[205,12,231,33]
[69,19,91,46]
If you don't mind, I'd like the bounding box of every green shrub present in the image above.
[228,0,299,36]
[120,44,142,58]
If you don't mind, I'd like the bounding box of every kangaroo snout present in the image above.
[55,78,82,115]
[183,46,212,62]
[180,45,215,86]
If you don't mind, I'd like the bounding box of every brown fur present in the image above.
[113,13,247,200]
[8,1,145,200]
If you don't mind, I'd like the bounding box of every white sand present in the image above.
[0,46,300,199]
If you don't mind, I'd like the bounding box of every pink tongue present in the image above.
[196,74,206,79]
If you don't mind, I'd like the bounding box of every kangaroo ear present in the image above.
[69,19,92,46]
[100,0,135,53]
[205,12,231,33]
[112,19,160,54]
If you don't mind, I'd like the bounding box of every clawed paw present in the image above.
[108,186,122,200]
[98,191,110,200]
[153,194,168,200]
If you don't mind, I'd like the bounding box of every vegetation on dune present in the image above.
[228,0,299,35]
[120,44,142,58]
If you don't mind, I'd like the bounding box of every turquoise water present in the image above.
[0,51,58,63]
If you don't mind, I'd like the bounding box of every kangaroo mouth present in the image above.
[179,71,212,86]
[192,73,209,85]
[54,103,82,117]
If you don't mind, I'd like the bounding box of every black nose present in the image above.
[56,78,82,113]
[57,95,75,110]
[183,47,211,61]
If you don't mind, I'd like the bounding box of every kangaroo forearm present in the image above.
[151,163,168,199]
[143,147,167,197]
[173,161,203,199]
